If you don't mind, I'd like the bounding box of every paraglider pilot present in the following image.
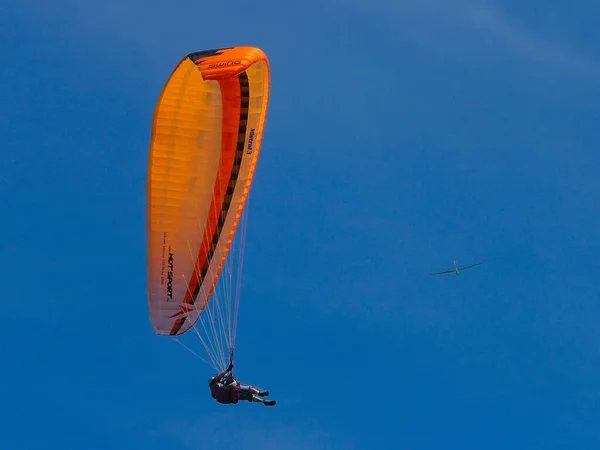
[208,358,276,406]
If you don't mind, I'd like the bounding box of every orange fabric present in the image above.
[147,46,270,336]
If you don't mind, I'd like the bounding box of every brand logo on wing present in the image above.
[166,252,174,301]
[247,128,256,154]
[169,303,196,319]
[207,60,241,68]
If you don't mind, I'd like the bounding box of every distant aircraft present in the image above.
[430,260,482,276]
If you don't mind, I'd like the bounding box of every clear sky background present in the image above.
[3,1,600,449]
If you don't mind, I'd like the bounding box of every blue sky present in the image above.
[3,1,600,448]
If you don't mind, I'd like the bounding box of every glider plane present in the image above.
[430,260,481,276]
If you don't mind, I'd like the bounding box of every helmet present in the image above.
[208,377,216,387]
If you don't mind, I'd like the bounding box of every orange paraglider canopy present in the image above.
[146,47,270,342]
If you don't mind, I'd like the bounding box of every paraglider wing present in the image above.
[146,47,270,336]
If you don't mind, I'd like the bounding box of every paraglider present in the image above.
[145,46,272,404]
[208,357,276,406]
